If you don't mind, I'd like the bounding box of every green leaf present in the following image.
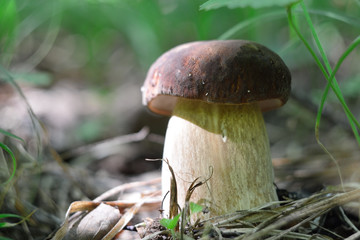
[218,9,286,40]
[160,214,180,230]
[159,218,172,229]
[189,202,203,214]
[200,0,299,10]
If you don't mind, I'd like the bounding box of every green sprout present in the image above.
[160,213,181,237]
[160,202,204,239]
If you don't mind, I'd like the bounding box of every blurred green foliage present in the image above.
[0,0,17,67]
[0,1,360,239]
[0,0,359,154]
[0,0,357,73]
[0,0,292,74]
[200,0,299,9]
[0,0,358,151]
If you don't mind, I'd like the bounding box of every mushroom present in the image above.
[142,40,291,217]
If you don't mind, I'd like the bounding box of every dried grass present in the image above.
[141,183,360,239]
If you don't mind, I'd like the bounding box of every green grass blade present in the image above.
[20,1,62,72]
[219,9,286,40]
[317,36,360,145]
[288,2,360,189]
[0,213,23,219]
[288,3,360,142]
[0,0,17,66]
[286,2,360,190]
[0,129,25,144]
[200,0,299,10]
[330,36,360,80]
[0,211,35,229]
[0,143,17,185]
[0,213,23,228]
[0,66,43,159]
[306,9,360,28]
[300,2,360,143]
[287,5,328,79]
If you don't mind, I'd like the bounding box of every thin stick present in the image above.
[241,188,360,240]
[94,177,161,202]
[61,127,154,160]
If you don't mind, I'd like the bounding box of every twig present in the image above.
[67,178,161,225]
[240,188,360,240]
[94,177,161,202]
[61,127,162,160]
[345,231,360,240]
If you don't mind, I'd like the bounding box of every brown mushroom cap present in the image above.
[142,40,291,116]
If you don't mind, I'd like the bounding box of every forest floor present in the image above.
[1,80,360,240]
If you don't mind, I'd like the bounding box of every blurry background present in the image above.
[0,0,359,239]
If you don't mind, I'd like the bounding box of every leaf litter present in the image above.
[49,159,360,240]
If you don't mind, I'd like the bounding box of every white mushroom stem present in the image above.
[162,98,278,217]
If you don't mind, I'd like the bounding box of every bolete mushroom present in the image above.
[142,40,291,217]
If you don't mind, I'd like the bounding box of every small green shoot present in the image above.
[160,213,180,237]
[0,213,23,228]
[0,210,36,239]
[159,202,203,238]
[189,202,203,215]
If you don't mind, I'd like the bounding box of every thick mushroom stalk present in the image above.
[162,99,277,216]
[141,40,291,218]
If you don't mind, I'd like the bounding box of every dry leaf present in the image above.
[63,203,121,240]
